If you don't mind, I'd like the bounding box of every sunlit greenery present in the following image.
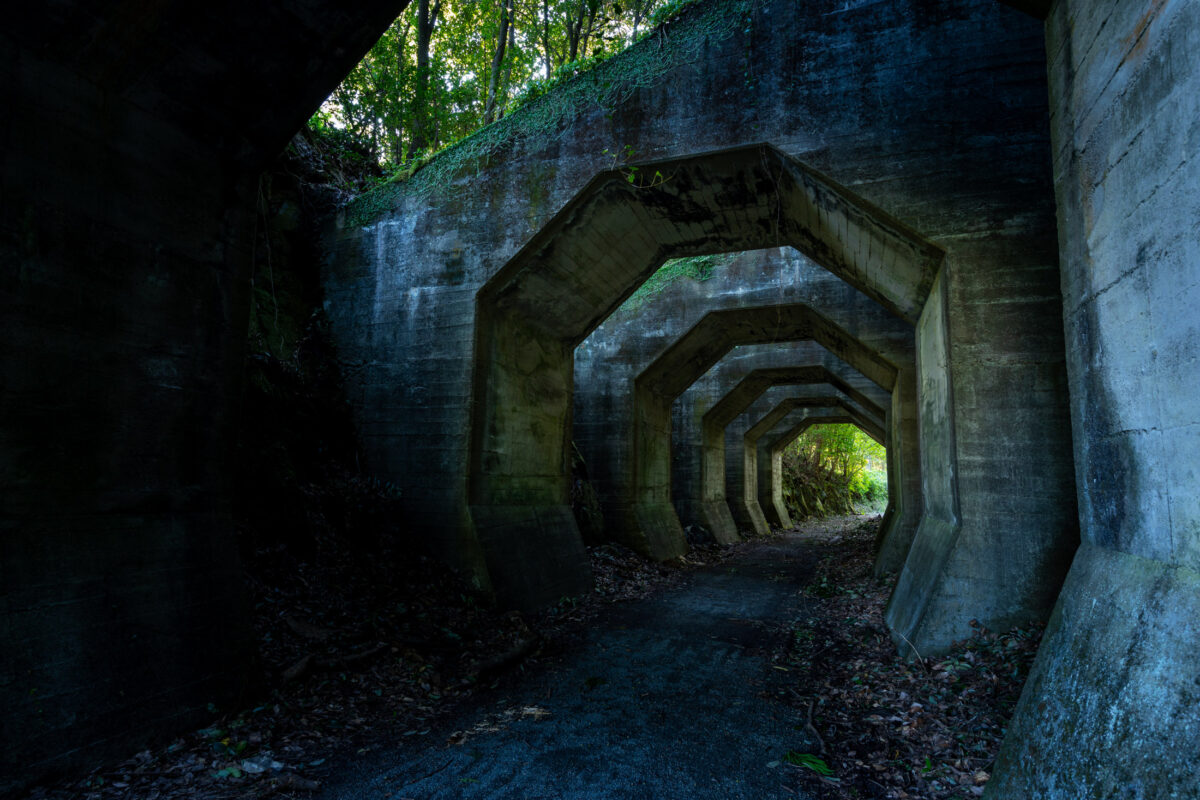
[335,0,753,224]
[310,0,708,170]
[781,423,888,520]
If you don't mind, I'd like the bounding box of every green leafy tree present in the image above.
[781,424,887,520]
[310,0,674,169]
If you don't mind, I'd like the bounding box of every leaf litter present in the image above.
[13,524,727,800]
[774,515,1043,800]
[11,510,1035,800]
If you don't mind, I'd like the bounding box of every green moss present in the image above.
[344,0,757,228]
[618,253,732,313]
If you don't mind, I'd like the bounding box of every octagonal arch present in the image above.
[740,395,887,537]
[696,365,887,543]
[626,303,898,559]
[468,144,941,609]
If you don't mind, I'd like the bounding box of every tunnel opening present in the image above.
[777,421,889,524]
[737,391,890,535]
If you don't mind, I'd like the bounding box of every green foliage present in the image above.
[784,751,835,776]
[341,0,755,225]
[781,424,888,520]
[315,0,643,170]
[642,0,707,30]
[617,253,730,313]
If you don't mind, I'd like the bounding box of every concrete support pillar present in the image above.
[885,249,1076,655]
[990,1,1200,793]
[468,313,593,610]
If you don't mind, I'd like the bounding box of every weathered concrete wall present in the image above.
[325,0,1074,643]
[1,3,401,788]
[887,240,1078,652]
[990,1,1200,796]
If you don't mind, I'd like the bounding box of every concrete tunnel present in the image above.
[697,367,891,535]
[630,302,903,554]
[577,250,913,566]
[693,359,903,551]
[739,395,889,533]
[468,144,940,609]
[6,0,1198,795]
[664,340,897,540]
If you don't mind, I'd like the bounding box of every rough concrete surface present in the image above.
[316,538,821,800]
[988,0,1200,796]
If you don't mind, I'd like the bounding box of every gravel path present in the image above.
[316,534,822,800]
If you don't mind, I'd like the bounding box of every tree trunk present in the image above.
[564,0,599,63]
[484,0,513,124]
[497,15,517,119]
[540,0,555,79]
[388,18,413,164]
[411,0,441,156]
[631,0,647,41]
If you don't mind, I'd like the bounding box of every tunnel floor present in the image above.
[316,535,825,800]
[16,517,1040,800]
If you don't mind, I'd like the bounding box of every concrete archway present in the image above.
[762,415,886,529]
[698,367,885,538]
[627,303,898,559]
[468,144,939,608]
[664,341,893,541]
[741,396,887,535]
[694,364,902,551]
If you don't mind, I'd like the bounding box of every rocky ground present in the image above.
[15,516,1039,800]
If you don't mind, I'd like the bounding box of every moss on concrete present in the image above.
[618,254,732,313]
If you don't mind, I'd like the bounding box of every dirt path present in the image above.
[317,534,825,800]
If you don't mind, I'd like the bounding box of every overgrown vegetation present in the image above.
[314,0,721,170]
[615,253,731,313]
[333,0,756,223]
[781,423,887,520]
